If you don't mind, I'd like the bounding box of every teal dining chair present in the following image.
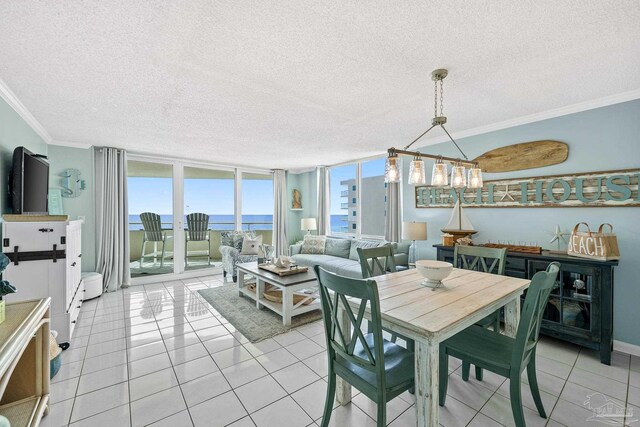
[357,246,415,352]
[439,262,560,427]
[454,244,507,332]
[314,265,415,427]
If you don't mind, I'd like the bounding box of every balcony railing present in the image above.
[340,190,349,196]
[129,221,273,263]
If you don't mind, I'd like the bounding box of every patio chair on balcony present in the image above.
[186,213,211,266]
[140,212,171,268]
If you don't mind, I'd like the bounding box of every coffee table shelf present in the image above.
[236,262,320,326]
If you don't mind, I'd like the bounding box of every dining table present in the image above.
[337,267,531,427]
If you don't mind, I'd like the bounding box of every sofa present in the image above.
[289,236,409,278]
[219,231,274,282]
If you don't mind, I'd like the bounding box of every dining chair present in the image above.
[357,246,415,352]
[314,265,415,427]
[454,244,507,332]
[140,212,170,267]
[439,262,560,427]
[185,212,211,266]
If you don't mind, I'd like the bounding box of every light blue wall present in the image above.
[48,145,96,272]
[286,170,317,245]
[0,98,48,214]
[402,99,640,346]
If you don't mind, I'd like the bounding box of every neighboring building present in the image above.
[339,176,386,235]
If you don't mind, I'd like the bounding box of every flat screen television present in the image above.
[9,146,49,214]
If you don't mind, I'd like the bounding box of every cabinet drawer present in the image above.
[69,280,85,313]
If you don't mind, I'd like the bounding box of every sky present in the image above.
[329,157,385,215]
[128,177,274,215]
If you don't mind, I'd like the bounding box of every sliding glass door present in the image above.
[241,172,274,245]
[128,160,174,278]
[127,156,273,283]
[184,167,235,271]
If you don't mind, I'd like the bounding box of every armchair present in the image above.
[219,231,273,282]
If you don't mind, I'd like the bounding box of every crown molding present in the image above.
[0,77,53,144]
[49,139,93,149]
[414,88,640,148]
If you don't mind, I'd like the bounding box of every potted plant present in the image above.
[0,253,16,324]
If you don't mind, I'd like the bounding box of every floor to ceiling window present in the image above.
[360,157,387,237]
[328,158,387,238]
[241,172,274,245]
[329,164,357,235]
[127,156,274,283]
[184,167,235,271]
[128,160,174,278]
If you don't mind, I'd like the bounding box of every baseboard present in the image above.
[613,340,640,357]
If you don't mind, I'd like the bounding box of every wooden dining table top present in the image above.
[366,268,531,339]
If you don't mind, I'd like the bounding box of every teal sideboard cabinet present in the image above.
[434,244,618,365]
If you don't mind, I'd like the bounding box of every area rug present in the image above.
[198,284,322,342]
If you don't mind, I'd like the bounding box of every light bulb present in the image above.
[451,163,467,188]
[431,160,448,186]
[384,156,400,183]
[467,167,483,189]
[408,159,426,185]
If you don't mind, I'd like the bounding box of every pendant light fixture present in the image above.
[451,161,467,188]
[467,165,483,189]
[431,157,448,186]
[384,152,400,183]
[408,154,426,185]
[383,69,483,189]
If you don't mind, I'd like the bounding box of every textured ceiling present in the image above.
[0,1,639,169]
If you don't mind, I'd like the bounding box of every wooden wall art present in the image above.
[415,169,640,208]
[472,140,569,172]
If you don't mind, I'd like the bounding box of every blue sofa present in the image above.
[289,236,409,278]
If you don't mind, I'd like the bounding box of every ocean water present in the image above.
[129,214,349,231]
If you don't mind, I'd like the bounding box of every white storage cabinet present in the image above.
[1,220,83,343]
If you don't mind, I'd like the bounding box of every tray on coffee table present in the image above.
[258,263,308,276]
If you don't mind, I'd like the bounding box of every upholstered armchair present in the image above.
[219,231,274,282]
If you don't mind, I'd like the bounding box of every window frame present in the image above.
[328,156,388,240]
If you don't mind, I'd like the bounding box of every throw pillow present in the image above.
[300,235,326,254]
[240,235,263,255]
[324,237,351,258]
[349,239,384,261]
[233,231,256,251]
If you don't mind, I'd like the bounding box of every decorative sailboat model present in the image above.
[441,200,478,243]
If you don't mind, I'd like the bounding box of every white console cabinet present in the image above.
[2,220,83,343]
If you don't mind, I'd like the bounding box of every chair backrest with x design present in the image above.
[314,265,386,390]
[186,213,210,241]
[512,262,560,372]
[357,246,396,279]
[453,244,507,275]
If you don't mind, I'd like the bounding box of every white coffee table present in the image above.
[236,262,320,325]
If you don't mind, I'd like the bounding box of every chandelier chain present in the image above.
[439,79,444,117]
[433,80,438,118]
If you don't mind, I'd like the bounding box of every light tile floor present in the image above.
[42,274,639,427]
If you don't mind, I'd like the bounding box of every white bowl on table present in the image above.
[415,260,453,290]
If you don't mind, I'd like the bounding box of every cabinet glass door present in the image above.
[528,260,597,338]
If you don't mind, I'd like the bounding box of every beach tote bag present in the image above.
[567,223,620,261]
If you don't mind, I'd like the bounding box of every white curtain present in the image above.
[316,166,329,235]
[273,169,288,256]
[95,147,130,291]
[384,182,402,242]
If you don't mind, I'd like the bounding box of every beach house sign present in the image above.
[415,169,640,208]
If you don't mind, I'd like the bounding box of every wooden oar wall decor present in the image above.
[472,140,569,173]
